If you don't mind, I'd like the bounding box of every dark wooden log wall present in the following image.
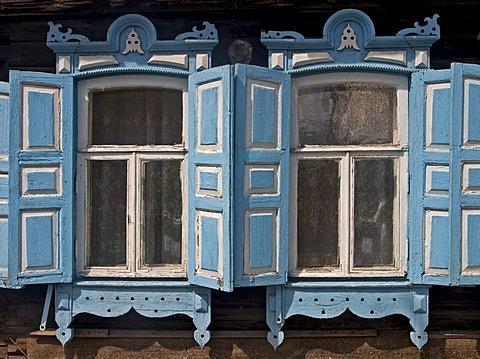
[1,1,480,357]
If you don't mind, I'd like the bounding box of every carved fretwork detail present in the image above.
[175,21,218,40]
[47,22,89,43]
[397,14,440,37]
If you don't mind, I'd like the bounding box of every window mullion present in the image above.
[339,152,353,274]
[128,152,138,274]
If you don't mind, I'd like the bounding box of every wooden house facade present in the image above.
[0,1,480,358]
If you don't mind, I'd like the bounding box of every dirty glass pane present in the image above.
[142,160,182,266]
[90,88,183,146]
[353,158,395,267]
[297,160,340,268]
[297,83,396,145]
[88,160,127,267]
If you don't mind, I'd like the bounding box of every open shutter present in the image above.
[0,82,9,284]
[451,63,480,285]
[233,64,290,287]
[410,69,452,285]
[8,71,74,286]
[188,65,233,291]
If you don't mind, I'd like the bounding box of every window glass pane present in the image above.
[88,160,127,267]
[297,83,397,145]
[354,158,395,267]
[297,160,340,268]
[142,160,182,266]
[90,88,183,146]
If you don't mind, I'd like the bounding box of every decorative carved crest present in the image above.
[337,23,360,50]
[122,28,144,54]
[397,14,440,37]
[47,21,89,43]
[175,21,218,40]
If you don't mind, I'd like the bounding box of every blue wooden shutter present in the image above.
[450,63,480,285]
[188,65,233,291]
[410,69,452,285]
[8,71,74,286]
[233,64,290,287]
[0,82,9,284]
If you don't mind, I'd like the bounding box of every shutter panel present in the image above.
[8,71,74,285]
[188,65,233,291]
[410,69,453,285]
[450,63,480,285]
[233,64,290,287]
[0,82,9,284]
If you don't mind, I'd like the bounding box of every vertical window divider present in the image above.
[345,152,353,275]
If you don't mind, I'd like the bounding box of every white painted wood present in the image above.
[244,164,278,195]
[196,53,209,70]
[426,82,450,151]
[426,165,449,196]
[21,166,61,196]
[196,80,223,153]
[463,78,480,146]
[77,55,119,70]
[415,50,429,68]
[21,210,58,272]
[292,52,334,68]
[22,85,61,150]
[195,210,223,278]
[270,53,284,70]
[364,51,407,65]
[58,56,71,73]
[147,54,189,69]
[196,165,222,198]
[245,78,280,150]
[290,72,408,277]
[461,209,480,274]
[424,210,449,275]
[76,75,188,278]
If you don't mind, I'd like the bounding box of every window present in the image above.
[76,75,188,277]
[290,73,408,277]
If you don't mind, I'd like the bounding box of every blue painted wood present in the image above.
[199,87,219,145]
[261,9,440,71]
[0,82,9,155]
[188,65,233,292]
[234,64,290,287]
[466,80,480,143]
[47,14,218,74]
[252,85,276,144]
[250,168,275,190]
[409,69,452,285]
[199,170,219,192]
[55,283,212,347]
[267,285,430,349]
[450,63,480,285]
[200,215,219,272]
[27,91,55,148]
[429,214,449,270]
[25,170,57,194]
[9,71,74,286]
[466,213,480,267]
[431,87,450,146]
[0,82,9,284]
[429,168,449,193]
[25,213,54,269]
[465,167,480,189]
[249,212,274,269]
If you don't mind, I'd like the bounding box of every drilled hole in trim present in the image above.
[393,298,397,301]
[154,309,158,313]
[115,297,119,300]
[131,297,135,301]
[176,298,180,301]
[370,310,375,314]
[62,332,66,336]
[161,297,165,301]
[145,297,149,301]
[330,298,334,302]
[107,309,111,313]
[360,298,365,302]
[321,310,326,314]
[314,298,318,302]
[85,297,90,300]
[201,334,205,338]
[273,335,277,339]
[100,297,104,301]
[298,298,303,302]
[417,335,422,339]
[377,298,381,301]
[346,298,350,301]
